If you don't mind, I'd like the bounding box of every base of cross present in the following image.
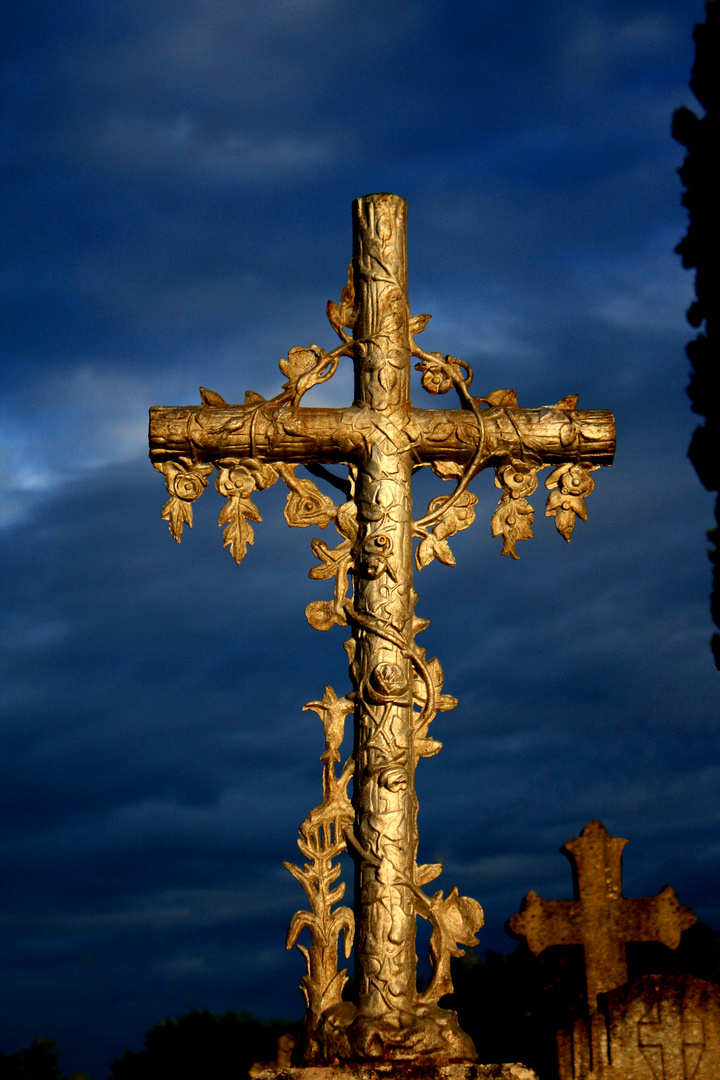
[251,1064,538,1080]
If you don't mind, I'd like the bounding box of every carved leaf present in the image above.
[418,659,457,708]
[415,490,478,571]
[327,263,357,339]
[426,421,455,443]
[279,345,318,384]
[335,500,358,541]
[329,906,355,959]
[431,460,464,480]
[278,344,336,404]
[286,908,318,952]
[433,490,478,541]
[420,887,485,1005]
[417,864,443,886]
[218,495,261,565]
[305,600,344,632]
[544,463,595,542]
[415,533,455,570]
[155,460,213,541]
[161,495,193,542]
[309,538,352,580]
[546,490,588,541]
[243,390,265,407]
[477,388,518,408]
[415,737,443,758]
[491,495,535,559]
[303,686,353,763]
[552,393,579,410]
[199,386,229,407]
[409,312,432,336]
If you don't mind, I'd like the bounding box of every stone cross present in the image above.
[508,820,696,1075]
[150,194,615,1065]
[508,820,696,1007]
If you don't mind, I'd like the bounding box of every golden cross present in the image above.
[150,194,616,1065]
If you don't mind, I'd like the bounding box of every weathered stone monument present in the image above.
[149,194,615,1075]
[509,820,719,1079]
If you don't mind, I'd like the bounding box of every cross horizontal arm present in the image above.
[615,889,696,948]
[507,893,585,953]
[149,402,615,469]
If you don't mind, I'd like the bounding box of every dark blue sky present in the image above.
[1,2,717,1076]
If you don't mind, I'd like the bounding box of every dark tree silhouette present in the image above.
[0,1039,88,1080]
[673,1,719,668]
[109,1010,300,1080]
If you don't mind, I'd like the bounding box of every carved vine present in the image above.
[410,347,600,561]
[160,270,601,569]
[284,687,355,1037]
[342,632,484,1011]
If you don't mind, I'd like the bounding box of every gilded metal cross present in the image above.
[149,193,615,1065]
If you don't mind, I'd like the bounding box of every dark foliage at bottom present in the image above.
[109,1011,300,1080]
[0,1038,88,1080]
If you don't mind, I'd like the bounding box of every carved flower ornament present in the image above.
[498,459,538,499]
[284,483,336,529]
[545,462,596,541]
[558,463,595,498]
[416,352,467,396]
[215,463,256,498]
[368,662,409,703]
[171,470,207,501]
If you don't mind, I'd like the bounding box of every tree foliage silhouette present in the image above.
[673,0,719,667]
[0,1038,88,1080]
[109,1010,299,1080]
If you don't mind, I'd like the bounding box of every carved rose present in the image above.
[417,353,453,395]
[544,463,596,542]
[498,460,538,499]
[155,460,213,543]
[172,471,206,501]
[215,464,256,498]
[422,368,453,395]
[285,484,336,529]
[368,662,409,702]
[560,464,595,497]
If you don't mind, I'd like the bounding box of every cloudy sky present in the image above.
[1,1,717,1075]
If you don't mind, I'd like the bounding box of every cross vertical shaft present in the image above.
[350,196,420,1027]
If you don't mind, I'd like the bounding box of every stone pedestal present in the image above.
[251,1065,538,1080]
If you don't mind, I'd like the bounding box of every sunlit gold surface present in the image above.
[149,194,616,1064]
